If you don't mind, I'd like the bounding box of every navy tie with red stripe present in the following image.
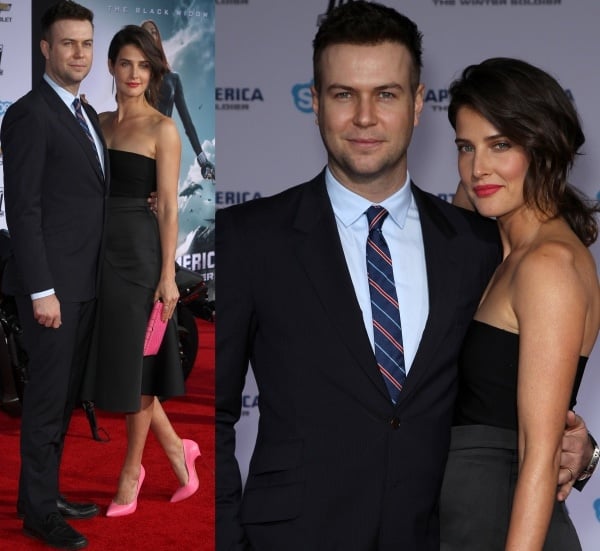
[72,97,102,171]
[366,205,406,403]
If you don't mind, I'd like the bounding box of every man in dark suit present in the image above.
[216,2,596,550]
[216,3,500,549]
[0,1,105,548]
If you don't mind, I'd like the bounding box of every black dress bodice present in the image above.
[108,149,156,197]
[453,320,587,429]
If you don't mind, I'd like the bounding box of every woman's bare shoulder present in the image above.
[152,112,180,144]
[152,110,177,130]
[514,232,598,315]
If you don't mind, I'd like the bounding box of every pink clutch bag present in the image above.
[143,301,168,356]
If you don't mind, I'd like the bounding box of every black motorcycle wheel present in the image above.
[0,297,28,416]
[0,326,23,417]
[177,305,198,381]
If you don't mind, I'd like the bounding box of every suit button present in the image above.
[390,417,400,429]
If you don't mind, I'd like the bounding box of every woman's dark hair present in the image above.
[312,0,423,94]
[140,19,171,71]
[448,57,599,246]
[108,25,167,107]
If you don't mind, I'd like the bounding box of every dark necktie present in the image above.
[366,205,406,403]
[72,97,102,171]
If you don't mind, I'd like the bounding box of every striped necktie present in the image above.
[72,97,102,171]
[366,205,406,403]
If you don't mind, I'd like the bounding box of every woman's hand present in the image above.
[154,277,179,321]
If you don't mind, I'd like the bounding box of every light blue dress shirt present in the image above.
[325,168,429,373]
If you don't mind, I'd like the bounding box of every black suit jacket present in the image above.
[1,79,108,302]
[216,171,501,551]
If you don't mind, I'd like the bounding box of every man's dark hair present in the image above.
[312,0,423,93]
[41,0,94,42]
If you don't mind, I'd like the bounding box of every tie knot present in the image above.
[72,97,82,112]
[366,205,389,232]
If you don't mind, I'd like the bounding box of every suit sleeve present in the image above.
[1,100,54,294]
[215,206,255,551]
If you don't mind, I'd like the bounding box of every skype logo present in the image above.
[0,100,12,117]
[291,80,313,114]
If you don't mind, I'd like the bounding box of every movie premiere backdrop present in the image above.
[216,0,600,547]
[0,0,215,297]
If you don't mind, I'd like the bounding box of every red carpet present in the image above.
[0,319,215,550]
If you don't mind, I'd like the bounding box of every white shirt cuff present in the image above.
[31,289,55,300]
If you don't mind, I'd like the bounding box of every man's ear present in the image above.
[413,83,425,127]
[311,85,319,123]
[40,39,50,61]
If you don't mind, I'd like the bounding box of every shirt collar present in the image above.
[43,73,79,108]
[325,167,413,229]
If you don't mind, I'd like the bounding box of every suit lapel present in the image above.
[286,176,469,404]
[82,101,109,186]
[290,174,390,400]
[39,81,105,183]
[398,185,462,401]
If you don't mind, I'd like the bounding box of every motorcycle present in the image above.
[174,263,211,381]
[0,229,210,437]
[0,285,27,417]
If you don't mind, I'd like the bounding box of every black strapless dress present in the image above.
[440,320,584,551]
[83,150,184,412]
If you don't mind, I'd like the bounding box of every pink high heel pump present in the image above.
[170,439,201,503]
[106,465,146,517]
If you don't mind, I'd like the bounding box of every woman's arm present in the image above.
[154,117,182,321]
[506,242,588,550]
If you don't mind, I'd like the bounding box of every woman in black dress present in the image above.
[440,58,600,550]
[86,25,200,516]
